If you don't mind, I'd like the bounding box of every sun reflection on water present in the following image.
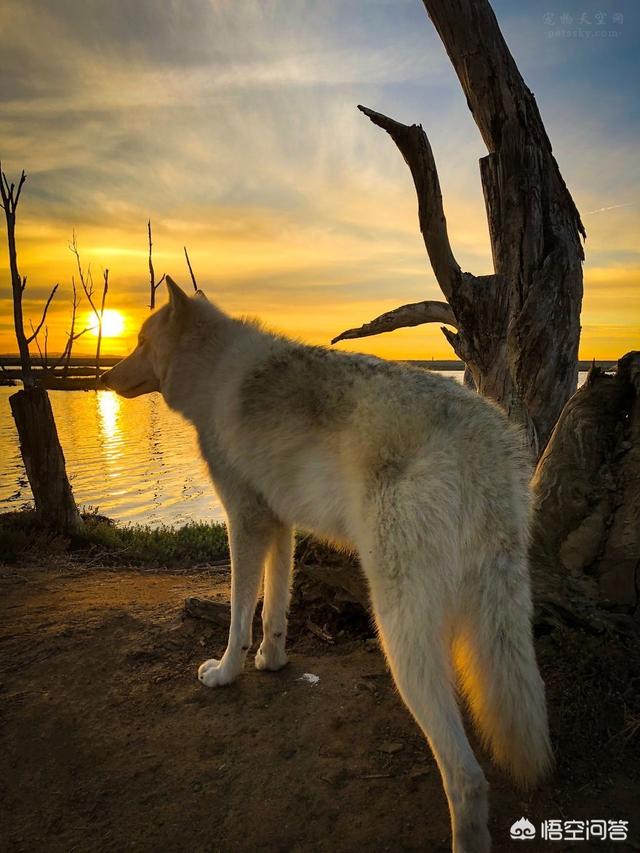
[97,389,121,442]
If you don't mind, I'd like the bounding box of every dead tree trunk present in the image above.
[332,0,585,457]
[1,164,82,533]
[531,352,640,615]
[9,389,83,533]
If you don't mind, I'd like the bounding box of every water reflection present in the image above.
[97,389,120,445]
[0,387,223,527]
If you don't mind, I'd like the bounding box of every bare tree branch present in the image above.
[1,164,33,385]
[184,246,198,291]
[56,277,85,375]
[70,233,109,380]
[30,320,45,365]
[25,283,58,344]
[50,326,91,373]
[70,232,96,312]
[13,170,26,207]
[331,300,457,345]
[148,220,165,309]
[94,269,109,381]
[358,105,462,301]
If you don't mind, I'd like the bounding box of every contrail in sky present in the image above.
[585,203,633,215]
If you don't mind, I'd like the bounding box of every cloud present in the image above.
[0,0,637,360]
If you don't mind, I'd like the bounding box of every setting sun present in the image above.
[87,309,125,338]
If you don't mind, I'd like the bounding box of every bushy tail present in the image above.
[452,554,553,788]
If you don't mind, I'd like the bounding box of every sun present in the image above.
[87,309,125,338]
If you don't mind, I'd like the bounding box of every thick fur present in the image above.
[103,280,552,853]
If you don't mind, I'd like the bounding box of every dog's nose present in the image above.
[100,370,112,388]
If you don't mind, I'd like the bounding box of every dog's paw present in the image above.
[197,658,241,687]
[255,643,288,672]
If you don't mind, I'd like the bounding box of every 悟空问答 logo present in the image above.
[510,817,536,840]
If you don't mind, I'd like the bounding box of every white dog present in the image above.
[103,278,551,853]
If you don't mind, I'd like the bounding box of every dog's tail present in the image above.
[452,552,552,789]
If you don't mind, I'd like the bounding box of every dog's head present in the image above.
[102,277,206,398]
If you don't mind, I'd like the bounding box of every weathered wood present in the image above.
[9,387,82,533]
[184,596,231,627]
[357,106,461,299]
[350,106,533,447]
[332,299,456,345]
[332,1,586,458]
[425,0,585,453]
[531,352,640,612]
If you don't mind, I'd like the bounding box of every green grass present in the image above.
[0,509,354,569]
[0,509,229,566]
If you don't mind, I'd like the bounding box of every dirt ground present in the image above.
[1,560,639,853]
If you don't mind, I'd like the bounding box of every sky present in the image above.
[0,0,638,359]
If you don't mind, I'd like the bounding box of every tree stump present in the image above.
[9,387,82,534]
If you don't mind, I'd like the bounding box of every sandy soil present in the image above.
[1,561,639,852]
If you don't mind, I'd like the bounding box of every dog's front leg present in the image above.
[198,510,274,687]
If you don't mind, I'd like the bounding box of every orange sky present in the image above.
[2,195,638,362]
[1,0,638,361]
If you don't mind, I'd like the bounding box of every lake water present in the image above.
[0,372,588,527]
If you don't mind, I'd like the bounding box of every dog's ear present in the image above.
[166,276,190,324]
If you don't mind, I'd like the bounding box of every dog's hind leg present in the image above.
[198,505,276,687]
[361,521,490,853]
[255,522,294,672]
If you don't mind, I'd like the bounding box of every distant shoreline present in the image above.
[0,354,618,374]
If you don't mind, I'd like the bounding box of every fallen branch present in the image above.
[305,618,335,644]
[184,597,231,628]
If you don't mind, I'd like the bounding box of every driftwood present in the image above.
[332,0,585,458]
[184,597,231,628]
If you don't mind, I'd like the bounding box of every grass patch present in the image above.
[0,509,229,567]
